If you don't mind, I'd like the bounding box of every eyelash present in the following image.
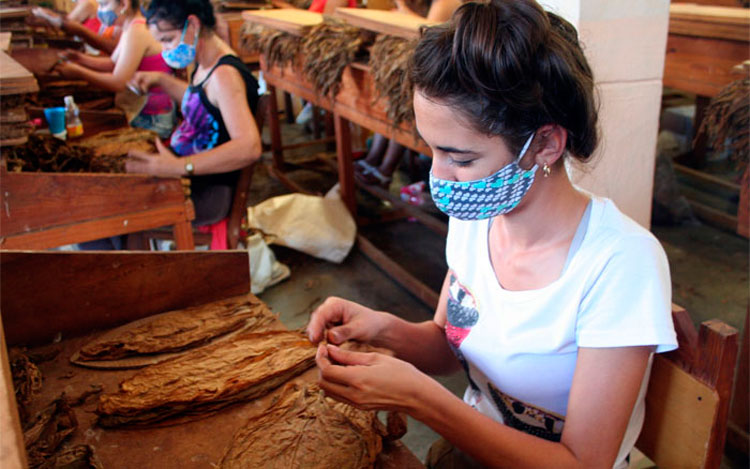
[450,158,475,168]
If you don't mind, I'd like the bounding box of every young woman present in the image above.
[32,0,120,54]
[307,1,677,468]
[53,0,175,138]
[125,0,261,230]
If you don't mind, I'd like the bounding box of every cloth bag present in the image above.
[246,232,290,294]
[246,184,356,263]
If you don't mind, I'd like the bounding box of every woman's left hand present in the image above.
[126,138,183,177]
[53,60,82,79]
[316,343,428,413]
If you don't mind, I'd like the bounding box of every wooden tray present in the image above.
[669,4,750,42]
[241,8,323,36]
[0,50,39,95]
[333,8,437,39]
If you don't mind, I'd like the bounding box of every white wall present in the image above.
[541,0,670,227]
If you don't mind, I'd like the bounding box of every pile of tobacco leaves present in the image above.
[370,34,417,129]
[6,134,126,173]
[300,18,366,98]
[241,23,302,71]
[695,76,749,172]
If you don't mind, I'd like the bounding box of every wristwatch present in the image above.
[184,157,194,177]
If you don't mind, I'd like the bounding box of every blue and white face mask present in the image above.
[162,21,199,69]
[429,133,537,220]
[97,6,118,26]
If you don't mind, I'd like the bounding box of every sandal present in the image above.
[355,160,392,187]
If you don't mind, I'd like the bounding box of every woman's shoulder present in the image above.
[584,196,665,261]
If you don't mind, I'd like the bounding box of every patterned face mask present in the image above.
[429,133,537,220]
[97,7,118,26]
[162,21,199,69]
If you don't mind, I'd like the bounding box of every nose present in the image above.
[430,155,454,181]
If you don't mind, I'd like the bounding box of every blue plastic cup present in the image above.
[44,107,66,134]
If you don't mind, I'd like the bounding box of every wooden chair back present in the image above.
[636,304,738,468]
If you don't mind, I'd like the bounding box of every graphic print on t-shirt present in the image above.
[170,90,220,156]
[487,382,565,442]
[445,272,480,390]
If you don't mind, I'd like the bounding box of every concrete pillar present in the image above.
[541,0,670,227]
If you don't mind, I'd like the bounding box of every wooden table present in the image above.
[0,250,425,469]
[663,3,749,237]
[0,166,196,250]
[262,57,443,308]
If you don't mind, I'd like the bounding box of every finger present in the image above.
[327,344,376,366]
[317,379,361,408]
[307,297,346,343]
[127,149,148,160]
[326,324,353,345]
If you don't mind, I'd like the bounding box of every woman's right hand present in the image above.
[58,49,82,63]
[129,71,162,95]
[306,297,390,346]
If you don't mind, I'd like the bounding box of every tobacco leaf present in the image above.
[96,331,316,427]
[220,383,385,469]
[301,18,365,98]
[77,297,275,362]
[5,134,125,173]
[695,77,750,172]
[37,444,104,469]
[370,35,417,130]
[10,348,44,424]
[24,399,78,468]
[242,24,303,72]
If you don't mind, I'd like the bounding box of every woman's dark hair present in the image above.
[145,0,216,30]
[410,0,598,161]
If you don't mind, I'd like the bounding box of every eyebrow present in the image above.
[435,145,477,155]
[415,125,477,155]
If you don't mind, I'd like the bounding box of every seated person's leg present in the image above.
[191,184,234,226]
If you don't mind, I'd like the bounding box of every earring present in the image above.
[542,163,551,178]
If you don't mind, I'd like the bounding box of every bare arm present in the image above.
[61,19,119,54]
[126,65,261,176]
[58,24,148,92]
[67,51,116,72]
[414,346,652,468]
[319,339,652,468]
[66,0,97,23]
[394,0,461,22]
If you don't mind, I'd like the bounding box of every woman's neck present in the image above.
[196,32,230,71]
[121,11,140,30]
[491,170,589,251]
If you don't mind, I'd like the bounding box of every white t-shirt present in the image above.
[444,196,678,468]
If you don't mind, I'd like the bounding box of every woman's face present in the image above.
[414,90,522,183]
[149,18,199,52]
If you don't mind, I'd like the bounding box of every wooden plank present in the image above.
[333,8,437,39]
[727,308,749,455]
[0,171,189,236]
[637,357,719,468]
[673,163,741,193]
[686,198,738,233]
[0,315,27,469]
[335,65,430,155]
[0,203,195,250]
[335,112,356,216]
[670,3,750,42]
[0,251,251,346]
[241,9,323,36]
[0,7,30,19]
[664,34,749,97]
[0,50,38,95]
[696,319,741,469]
[0,32,10,51]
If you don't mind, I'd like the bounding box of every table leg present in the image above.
[284,92,295,124]
[334,112,355,216]
[173,221,195,250]
[267,85,284,170]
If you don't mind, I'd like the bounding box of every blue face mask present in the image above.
[162,21,199,69]
[97,7,118,26]
[429,133,537,220]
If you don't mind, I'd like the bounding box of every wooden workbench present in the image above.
[0,166,196,250]
[261,57,443,307]
[663,3,749,238]
[0,251,425,469]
